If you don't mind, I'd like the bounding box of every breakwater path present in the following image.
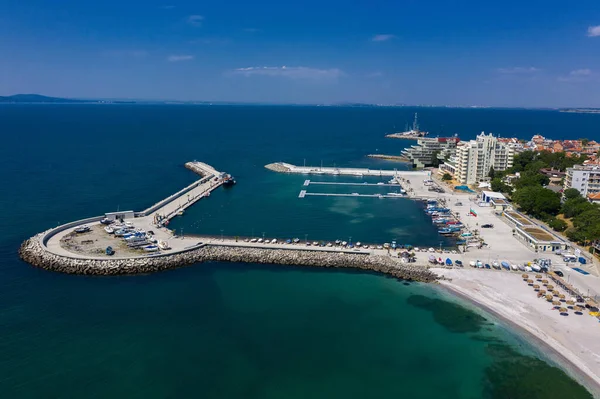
[19,233,438,281]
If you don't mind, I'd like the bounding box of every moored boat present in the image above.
[143,245,159,252]
[104,226,115,234]
[501,261,511,270]
[74,225,90,233]
[106,246,115,256]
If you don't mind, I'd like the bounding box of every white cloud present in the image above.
[371,34,395,42]
[231,66,344,79]
[587,25,600,37]
[569,68,592,76]
[496,67,539,74]
[558,69,593,82]
[187,15,204,27]
[167,55,194,62]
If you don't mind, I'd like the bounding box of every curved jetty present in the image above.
[19,233,438,281]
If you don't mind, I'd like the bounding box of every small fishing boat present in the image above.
[100,218,113,225]
[285,239,292,244]
[106,246,115,256]
[293,238,300,243]
[383,243,391,249]
[158,241,170,250]
[125,222,134,228]
[445,258,453,266]
[335,239,341,245]
[327,242,333,247]
[313,241,319,246]
[469,260,477,267]
[271,239,278,244]
[485,264,491,269]
[355,242,362,247]
[511,264,518,271]
[455,260,463,267]
[476,260,483,268]
[428,255,436,264]
[531,264,542,272]
[501,261,510,270]
[492,261,501,270]
[104,226,115,234]
[363,244,369,249]
[341,241,347,246]
[257,238,263,243]
[391,241,397,249]
[376,245,383,249]
[525,266,533,272]
[74,225,90,233]
[517,264,525,271]
[143,245,159,252]
[177,210,184,216]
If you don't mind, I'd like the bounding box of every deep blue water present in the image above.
[0,105,596,398]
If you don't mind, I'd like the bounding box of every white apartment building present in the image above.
[444,132,515,185]
[564,165,600,198]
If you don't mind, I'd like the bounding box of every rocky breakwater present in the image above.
[264,163,291,173]
[19,234,438,282]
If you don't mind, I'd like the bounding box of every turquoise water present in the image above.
[455,185,476,193]
[0,105,596,398]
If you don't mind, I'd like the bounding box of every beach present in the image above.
[434,268,600,396]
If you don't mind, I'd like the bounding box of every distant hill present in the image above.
[0,94,90,103]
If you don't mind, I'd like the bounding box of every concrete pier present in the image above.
[265,162,429,178]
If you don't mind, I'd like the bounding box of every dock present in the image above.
[305,180,402,187]
[301,192,406,199]
[265,162,430,178]
[147,161,225,222]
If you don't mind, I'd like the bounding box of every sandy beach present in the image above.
[433,268,600,396]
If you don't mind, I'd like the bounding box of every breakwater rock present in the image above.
[366,154,409,162]
[19,234,438,282]
[264,163,291,173]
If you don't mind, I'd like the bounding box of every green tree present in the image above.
[430,150,442,167]
[513,186,561,218]
[549,218,568,232]
[581,138,589,146]
[513,171,549,189]
[491,178,512,194]
[488,167,495,179]
[561,197,594,218]
[563,188,581,200]
[441,173,452,181]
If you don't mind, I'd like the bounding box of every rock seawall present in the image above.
[19,234,438,282]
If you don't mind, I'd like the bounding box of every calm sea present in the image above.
[0,105,596,398]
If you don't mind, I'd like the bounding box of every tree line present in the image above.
[490,151,600,247]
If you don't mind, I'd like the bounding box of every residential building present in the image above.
[588,193,600,204]
[449,132,515,185]
[400,136,459,168]
[564,165,600,198]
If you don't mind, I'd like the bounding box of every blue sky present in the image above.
[1,0,600,107]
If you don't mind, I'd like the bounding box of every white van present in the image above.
[563,254,577,263]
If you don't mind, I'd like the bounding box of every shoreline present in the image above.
[437,278,600,397]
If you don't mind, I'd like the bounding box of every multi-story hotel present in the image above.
[439,132,515,185]
[564,165,600,200]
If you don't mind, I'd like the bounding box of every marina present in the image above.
[303,180,404,187]
[265,162,429,178]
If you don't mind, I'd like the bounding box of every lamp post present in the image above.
[349,236,352,246]
[262,232,265,242]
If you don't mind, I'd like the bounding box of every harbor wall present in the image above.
[19,235,439,282]
[41,216,105,246]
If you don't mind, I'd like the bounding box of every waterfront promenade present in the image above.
[265,162,430,178]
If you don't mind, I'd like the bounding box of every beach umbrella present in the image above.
[535,274,542,279]
[542,279,549,284]
[545,295,553,301]
[521,273,529,279]
[573,306,583,314]
[553,290,560,296]
[547,285,554,290]
[559,294,566,299]
[527,279,534,284]
[552,301,561,306]
[539,289,546,295]
[566,300,575,306]
[533,284,540,291]
[559,307,568,314]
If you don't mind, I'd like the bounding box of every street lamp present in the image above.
[349,236,352,246]
[262,232,266,242]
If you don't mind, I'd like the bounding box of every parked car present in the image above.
[554,270,564,277]
[481,224,494,228]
